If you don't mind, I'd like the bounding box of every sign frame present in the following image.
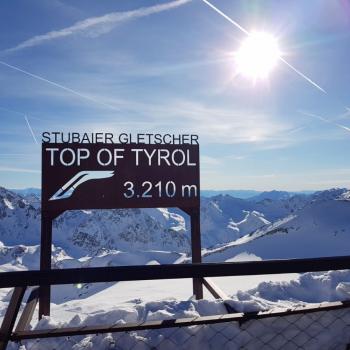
[39,142,203,318]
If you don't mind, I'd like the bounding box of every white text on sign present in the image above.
[46,148,197,167]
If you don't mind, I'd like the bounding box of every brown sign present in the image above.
[40,141,202,318]
[42,143,200,213]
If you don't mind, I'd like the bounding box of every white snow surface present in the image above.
[0,186,325,256]
[203,196,350,261]
[0,186,349,348]
[0,187,275,257]
[3,268,350,349]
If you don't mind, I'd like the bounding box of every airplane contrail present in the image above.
[24,114,39,145]
[279,58,326,94]
[0,60,121,111]
[0,106,26,117]
[201,0,249,35]
[3,0,191,54]
[201,0,326,94]
[0,106,40,145]
[300,110,350,134]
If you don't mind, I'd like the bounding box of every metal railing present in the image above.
[1,255,350,349]
[1,255,350,288]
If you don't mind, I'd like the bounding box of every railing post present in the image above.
[202,277,236,313]
[16,287,39,332]
[39,213,52,319]
[191,209,203,299]
[0,286,26,350]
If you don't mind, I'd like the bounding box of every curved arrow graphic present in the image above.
[49,170,114,201]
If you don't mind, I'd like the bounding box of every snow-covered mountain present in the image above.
[0,185,350,350]
[10,187,41,198]
[204,188,350,261]
[201,189,261,199]
[205,191,311,223]
[0,187,40,245]
[0,186,190,256]
[0,187,283,256]
[0,186,349,260]
[248,190,292,202]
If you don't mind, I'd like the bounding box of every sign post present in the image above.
[40,142,202,317]
[190,209,203,298]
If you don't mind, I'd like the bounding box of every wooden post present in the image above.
[16,288,39,332]
[191,210,203,299]
[39,214,52,319]
[202,277,236,313]
[0,287,26,350]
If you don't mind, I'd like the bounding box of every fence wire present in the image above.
[9,306,350,350]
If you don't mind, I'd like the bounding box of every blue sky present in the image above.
[0,0,350,190]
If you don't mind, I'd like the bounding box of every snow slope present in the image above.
[0,187,291,256]
[4,269,350,350]
[248,190,292,202]
[1,186,349,261]
[0,187,349,349]
[204,192,350,261]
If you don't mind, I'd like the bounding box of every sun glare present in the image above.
[235,32,281,81]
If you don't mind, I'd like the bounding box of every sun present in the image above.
[235,32,281,81]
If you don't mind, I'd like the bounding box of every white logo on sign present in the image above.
[49,170,114,201]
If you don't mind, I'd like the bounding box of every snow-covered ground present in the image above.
[0,186,349,348]
[4,269,350,349]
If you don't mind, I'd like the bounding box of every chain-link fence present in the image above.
[9,303,350,350]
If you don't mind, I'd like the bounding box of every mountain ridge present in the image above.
[0,186,348,259]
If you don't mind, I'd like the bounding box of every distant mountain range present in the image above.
[12,188,316,200]
[201,190,261,199]
[203,188,350,261]
[10,187,41,197]
[1,186,349,261]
